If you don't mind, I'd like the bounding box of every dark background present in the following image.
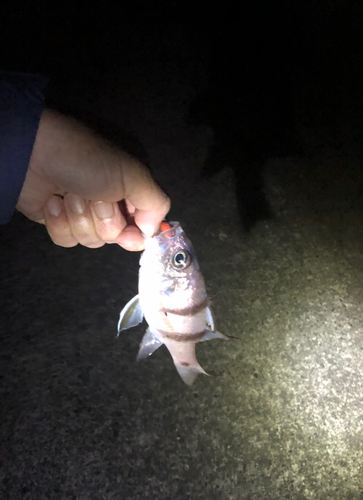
[2,1,363,230]
[1,2,363,499]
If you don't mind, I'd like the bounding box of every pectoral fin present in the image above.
[200,329,229,341]
[206,306,215,331]
[117,294,143,334]
[137,328,164,359]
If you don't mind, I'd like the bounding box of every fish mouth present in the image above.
[157,221,180,240]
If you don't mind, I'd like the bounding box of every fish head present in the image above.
[139,222,207,305]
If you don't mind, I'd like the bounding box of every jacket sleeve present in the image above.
[0,72,48,224]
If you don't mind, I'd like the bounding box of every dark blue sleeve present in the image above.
[0,72,48,224]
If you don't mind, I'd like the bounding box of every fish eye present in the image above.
[172,250,191,270]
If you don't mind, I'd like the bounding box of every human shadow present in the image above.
[188,8,300,231]
[187,1,362,231]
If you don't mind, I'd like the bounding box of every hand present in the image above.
[16,109,170,250]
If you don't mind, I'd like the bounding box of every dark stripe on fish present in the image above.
[161,297,209,317]
[160,330,206,342]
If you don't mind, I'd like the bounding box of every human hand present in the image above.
[16,109,170,250]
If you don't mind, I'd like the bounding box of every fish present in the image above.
[118,221,227,385]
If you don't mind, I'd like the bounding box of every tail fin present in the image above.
[175,363,208,386]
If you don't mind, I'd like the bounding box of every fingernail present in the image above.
[93,201,114,220]
[67,194,86,214]
[47,196,62,217]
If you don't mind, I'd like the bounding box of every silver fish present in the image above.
[118,221,227,385]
